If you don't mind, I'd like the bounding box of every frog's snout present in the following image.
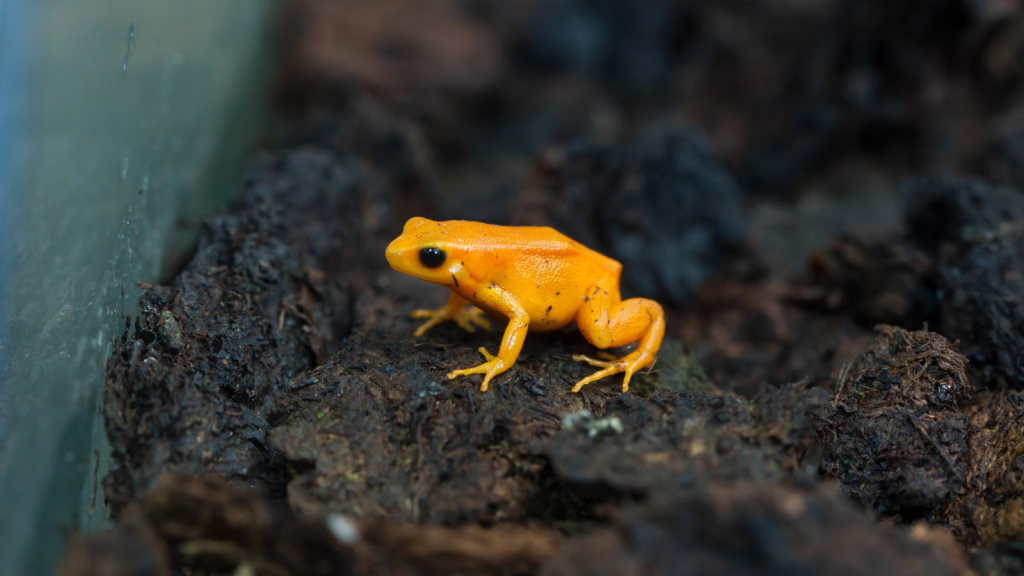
[385,238,405,271]
[385,233,424,276]
[386,217,453,282]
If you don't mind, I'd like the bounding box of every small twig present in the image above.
[413,341,455,348]
[644,357,659,375]
[1011,404,1024,426]
[833,360,850,407]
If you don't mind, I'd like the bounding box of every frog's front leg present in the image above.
[410,292,491,337]
[446,283,529,392]
[573,278,665,393]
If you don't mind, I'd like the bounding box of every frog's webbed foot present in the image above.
[571,351,654,393]
[447,347,508,392]
[410,301,491,337]
[452,306,491,333]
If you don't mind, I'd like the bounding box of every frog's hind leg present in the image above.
[572,279,665,393]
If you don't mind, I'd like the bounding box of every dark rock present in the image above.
[155,311,183,351]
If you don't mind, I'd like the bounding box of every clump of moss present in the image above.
[631,338,717,396]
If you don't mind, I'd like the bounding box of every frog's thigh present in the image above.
[573,278,665,392]
[576,279,655,349]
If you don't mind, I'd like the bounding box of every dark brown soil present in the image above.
[63,0,1024,574]
[540,483,974,576]
[99,144,827,528]
[817,326,971,520]
[905,175,1024,391]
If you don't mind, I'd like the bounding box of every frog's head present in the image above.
[385,217,467,284]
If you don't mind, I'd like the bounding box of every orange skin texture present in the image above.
[385,217,665,393]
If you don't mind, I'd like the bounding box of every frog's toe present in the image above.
[447,364,486,379]
[572,354,617,368]
[622,354,656,391]
[621,361,646,392]
[409,307,449,336]
[571,352,654,393]
[409,308,437,319]
[570,364,624,393]
[412,316,446,337]
[454,307,491,333]
[447,348,505,391]
[412,319,439,337]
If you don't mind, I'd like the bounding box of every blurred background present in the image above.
[2,0,1024,573]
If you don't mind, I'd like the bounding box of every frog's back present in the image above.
[447,221,619,330]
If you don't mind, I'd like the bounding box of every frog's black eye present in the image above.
[419,247,446,268]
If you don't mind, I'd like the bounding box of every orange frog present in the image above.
[385,217,665,393]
